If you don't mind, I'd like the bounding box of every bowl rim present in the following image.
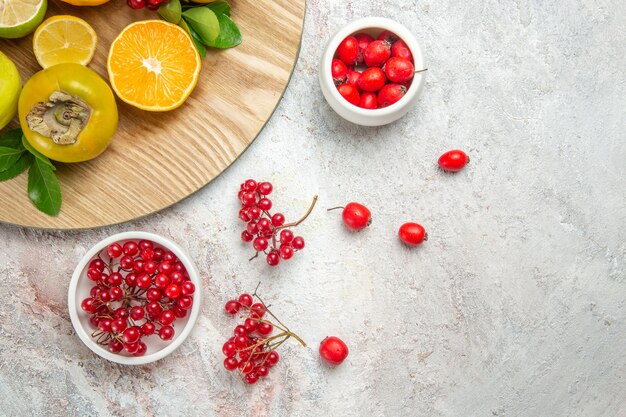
[322,16,426,116]
[67,231,202,365]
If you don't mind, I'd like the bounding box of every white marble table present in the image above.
[1,1,625,416]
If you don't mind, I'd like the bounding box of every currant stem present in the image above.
[277,195,319,230]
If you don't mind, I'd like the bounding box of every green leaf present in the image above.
[180,19,207,58]
[159,0,182,24]
[21,135,56,171]
[0,152,33,182]
[0,146,25,171]
[182,8,220,45]
[0,128,24,150]
[27,157,62,216]
[209,13,242,49]
[206,1,230,16]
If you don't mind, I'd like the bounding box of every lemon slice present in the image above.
[33,15,98,68]
[0,0,47,39]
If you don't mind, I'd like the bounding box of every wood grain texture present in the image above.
[0,0,305,229]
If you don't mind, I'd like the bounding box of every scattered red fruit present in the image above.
[337,35,359,65]
[391,39,413,61]
[329,202,372,231]
[398,223,428,246]
[438,150,469,172]
[359,92,378,109]
[80,239,194,357]
[331,59,348,85]
[358,67,387,92]
[319,336,349,365]
[363,40,391,67]
[384,57,414,84]
[377,84,407,107]
[338,83,361,106]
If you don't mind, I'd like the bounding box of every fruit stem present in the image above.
[326,206,344,212]
[278,195,319,230]
[415,68,428,74]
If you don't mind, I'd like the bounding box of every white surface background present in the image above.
[1,1,625,416]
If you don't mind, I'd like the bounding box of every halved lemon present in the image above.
[107,20,201,112]
[0,0,47,39]
[33,15,98,68]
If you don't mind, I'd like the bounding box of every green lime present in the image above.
[0,50,21,129]
[0,0,48,39]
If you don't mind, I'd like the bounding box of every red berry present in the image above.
[266,351,279,366]
[346,71,362,91]
[98,318,112,333]
[87,267,102,281]
[238,293,253,307]
[114,307,129,319]
[331,58,348,85]
[252,237,268,252]
[244,317,258,333]
[177,296,193,310]
[355,33,374,64]
[241,192,256,207]
[363,40,391,67]
[247,206,261,220]
[127,0,145,9]
[279,229,294,244]
[257,182,273,195]
[358,67,386,92]
[266,250,280,266]
[239,207,251,222]
[257,218,271,232]
[130,306,145,321]
[292,236,305,250]
[257,322,273,335]
[140,247,154,261]
[246,221,259,235]
[81,297,97,314]
[110,318,127,334]
[224,357,239,371]
[234,335,249,349]
[119,255,134,270]
[159,310,175,325]
[138,240,153,250]
[133,342,147,356]
[181,281,195,296]
[438,149,469,172]
[89,259,105,271]
[107,243,123,259]
[398,222,428,245]
[271,213,285,227]
[154,273,170,289]
[377,30,399,44]
[279,245,294,260]
[107,272,123,286]
[239,360,254,374]
[109,286,123,301]
[337,35,359,65]
[391,39,413,61]
[258,198,272,211]
[136,273,151,289]
[341,202,372,231]
[245,372,259,384]
[122,326,142,344]
[377,84,406,107]
[319,336,349,365]
[241,230,254,242]
[141,322,156,336]
[108,339,124,353]
[225,300,240,314]
[234,325,247,337]
[250,303,266,318]
[124,342,140,353]
[244,179,258,192]
[146,301,162,317]
[143,260,158,274]
[165,284,181,299]
[384,57,414,83]
[337,83,360,106]
[159,325,174,340]
[359,92,378,109]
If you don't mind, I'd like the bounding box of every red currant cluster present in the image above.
[126,0,168,11]
[222,291,305,384]
[238,179,318,266]
[332,30,426,109]
[80,240,195,356]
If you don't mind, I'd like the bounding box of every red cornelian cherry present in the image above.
[438,149,469,172]
[364,40,391,67]
[377,30,399,44]
[337,83,360,106]
[378,84,406,107]
[337,35,359,65]
[398,222,428,245]
[358,67,386,92]
[391,39,413,61]
[334,202,372,231]
[384,57,415,84]
[359,92,378,109]
[331,58,349,85]
[355,33,374,64]
[319,336,349,365]
[346,71,361,91]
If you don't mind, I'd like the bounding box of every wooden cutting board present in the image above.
[0,0,305,229]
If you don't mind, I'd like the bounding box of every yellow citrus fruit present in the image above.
[0,50,21,129]
[33,15,98,68]
[0,0,47,39]
[60,0,110,5]
[107,20,201,112]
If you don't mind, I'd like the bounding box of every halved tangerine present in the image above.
[107,20,201,112]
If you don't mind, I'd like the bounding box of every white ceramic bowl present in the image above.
[319,17,426,126]
[68,231,202,365]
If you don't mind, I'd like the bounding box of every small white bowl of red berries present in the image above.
[68,231,201,365]
[319,17,426,126]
